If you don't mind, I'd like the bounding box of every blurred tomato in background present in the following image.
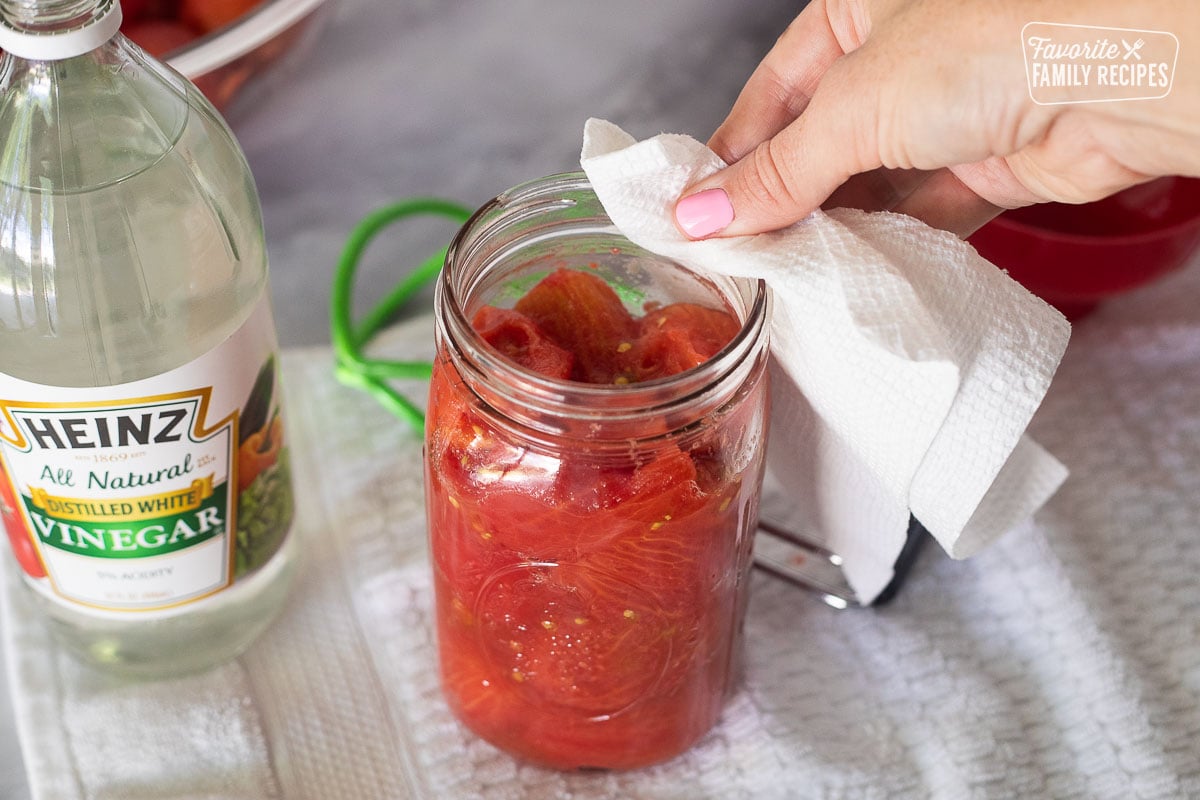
[120,0,264,56]
[2,0,329,116]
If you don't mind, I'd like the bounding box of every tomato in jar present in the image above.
[426,175,770,770]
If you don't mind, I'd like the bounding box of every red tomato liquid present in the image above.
[426,270,766,770]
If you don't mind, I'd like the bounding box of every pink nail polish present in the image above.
[675,188,734,239]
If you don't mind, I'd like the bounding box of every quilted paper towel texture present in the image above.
[580,119,1071,601]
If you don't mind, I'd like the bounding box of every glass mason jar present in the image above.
[425,173,772,770]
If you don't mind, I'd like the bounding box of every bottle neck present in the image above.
[1,0,103,31]
[0,0,120,60]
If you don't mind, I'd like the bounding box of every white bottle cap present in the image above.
[0,0,122,61]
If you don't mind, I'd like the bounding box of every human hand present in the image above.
[674,0,1200,239]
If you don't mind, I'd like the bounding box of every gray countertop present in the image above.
[0,0,794,795]
[239,0,797,348]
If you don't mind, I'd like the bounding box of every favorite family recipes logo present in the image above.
[1022,22,1178,105]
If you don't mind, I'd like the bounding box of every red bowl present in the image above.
[968,177,1200,318]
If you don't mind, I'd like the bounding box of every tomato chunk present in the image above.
[623,303,742,382]
[514,269,637,383]
[122,20,196,56]
[472,306,574,380]
[180,0,261,33]
[476,269,741,386]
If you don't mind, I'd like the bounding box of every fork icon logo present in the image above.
[1122,38,1145,60]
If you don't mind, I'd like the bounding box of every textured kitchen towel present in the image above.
[6,273,1200,799]
[581,119,1072,601]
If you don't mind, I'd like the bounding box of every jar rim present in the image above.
[437,171,771,435]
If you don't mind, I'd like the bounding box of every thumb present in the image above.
[674,63,882,239]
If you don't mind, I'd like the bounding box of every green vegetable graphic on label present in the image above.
[240,356,276,445]
[235,356,294,576]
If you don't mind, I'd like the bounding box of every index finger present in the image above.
[707,0,870,164]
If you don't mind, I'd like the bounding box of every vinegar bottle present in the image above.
[0,0,297,675]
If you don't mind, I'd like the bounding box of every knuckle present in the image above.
[762,63,808,119]
[738,139,805,213]
[825,0,873,52]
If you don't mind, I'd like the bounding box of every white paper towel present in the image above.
[580,119,1072,602]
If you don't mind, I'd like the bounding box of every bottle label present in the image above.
[0,296,294,617]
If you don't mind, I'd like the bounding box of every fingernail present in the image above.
[675,188,734,239]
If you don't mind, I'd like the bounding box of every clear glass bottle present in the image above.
[0,0,296,675]
[426,173,771,769]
